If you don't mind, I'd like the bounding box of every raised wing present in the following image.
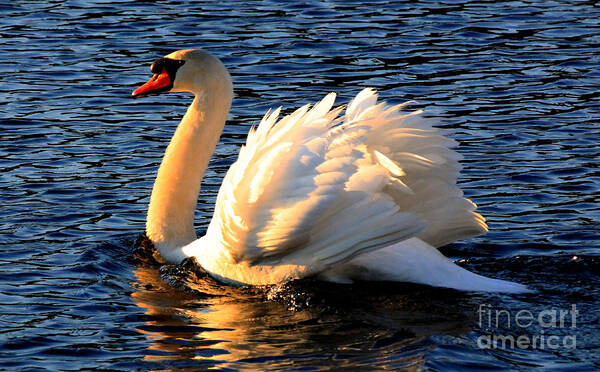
[201,89,485,277]
[345,89,487,247]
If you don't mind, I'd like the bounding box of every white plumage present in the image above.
[133,49,528,292]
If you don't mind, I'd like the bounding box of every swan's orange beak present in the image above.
[132,67,172,97]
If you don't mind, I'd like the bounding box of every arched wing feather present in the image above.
[349,89,488,247]
[203,89,486,276]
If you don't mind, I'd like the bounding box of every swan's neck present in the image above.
[146,91,231,262]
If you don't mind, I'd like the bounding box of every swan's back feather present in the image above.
[195,89,487,284]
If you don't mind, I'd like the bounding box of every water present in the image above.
[1,0,599,370]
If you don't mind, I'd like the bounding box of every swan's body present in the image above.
[133,49,528,293]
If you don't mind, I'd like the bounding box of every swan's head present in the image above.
[132,49,232,99]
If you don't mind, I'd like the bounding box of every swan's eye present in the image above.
[150,58,185,75]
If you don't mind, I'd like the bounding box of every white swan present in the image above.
[132,49,528,293]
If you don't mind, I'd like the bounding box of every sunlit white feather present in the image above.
[182,89,488,286]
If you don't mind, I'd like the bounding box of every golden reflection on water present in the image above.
[132,266,318,368]
[131,264,472,370]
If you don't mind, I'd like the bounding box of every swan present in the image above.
[132,49,528,293]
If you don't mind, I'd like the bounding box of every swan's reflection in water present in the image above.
[131,260,475,370]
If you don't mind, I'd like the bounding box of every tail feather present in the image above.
[321,238,531,294]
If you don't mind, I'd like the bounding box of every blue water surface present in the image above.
[1,0,599,370]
